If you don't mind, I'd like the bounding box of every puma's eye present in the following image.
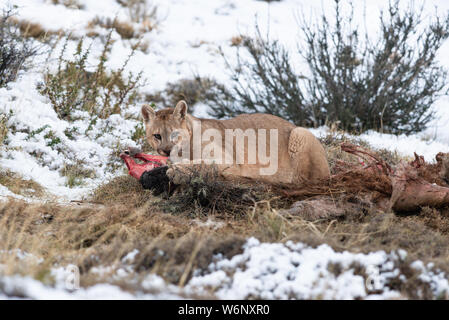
[153,134,161,140]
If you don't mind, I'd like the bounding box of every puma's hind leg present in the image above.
[288,127,330,184]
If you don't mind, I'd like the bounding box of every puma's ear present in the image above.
[141,104,156,122]
[173,100,188,120]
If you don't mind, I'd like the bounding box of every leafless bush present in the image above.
[301,0,449,134]
[0,8,38,87]
[147,76,217,114]
[116,0,160,31]
[204,32,312,125]
[204,0,449,134]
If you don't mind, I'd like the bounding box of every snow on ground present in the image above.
[0,0,448,199]
[1,238,449,299]
[310,127,449,161]
[0,248,185,299]
[0,71,141,199]
[186,238,449,300]
[1,0,449,300]
[0,274,185,299]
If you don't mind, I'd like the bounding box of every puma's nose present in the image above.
[157,148,171,156]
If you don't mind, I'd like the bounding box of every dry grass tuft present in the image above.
[230,35,243,47]
[91,175,151,206]
[17,21,46,39]
[87,17,136,40]
[0,170,45,197]
[51,0,84,10]
[8,18,62,41]
[417,206,449,235]
[87,11,158,41]
[112,20,135,39]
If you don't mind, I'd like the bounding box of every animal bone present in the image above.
[342,143,449,212]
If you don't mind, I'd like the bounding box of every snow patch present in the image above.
[187,238,449,300]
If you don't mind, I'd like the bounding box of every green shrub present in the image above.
[26,125,49,140]
[131,122,146,145]
[43,130,62,147]
[60,161,97,188]
[38,30,144,122]
[63,126,79,140]
[0,111,12,147]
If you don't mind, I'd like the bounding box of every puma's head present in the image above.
[141,100,190,157]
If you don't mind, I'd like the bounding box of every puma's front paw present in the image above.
[166,164,191,185]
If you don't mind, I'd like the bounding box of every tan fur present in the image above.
[141,101,330,185]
